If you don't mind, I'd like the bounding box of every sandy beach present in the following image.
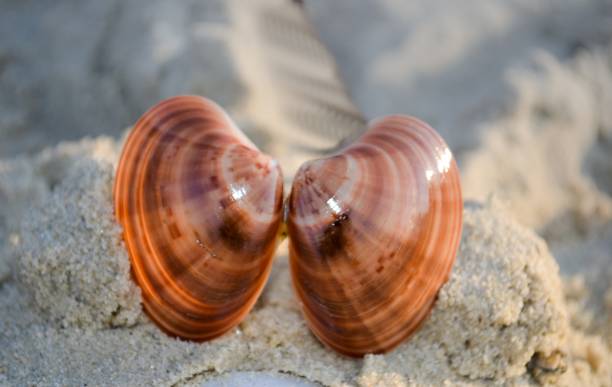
[1,0,611,385]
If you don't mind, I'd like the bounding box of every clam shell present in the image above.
[114,96,284,340]
[287,115,462,356]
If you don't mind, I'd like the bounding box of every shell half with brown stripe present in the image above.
[287,115,463,357]
[114,96,284,341]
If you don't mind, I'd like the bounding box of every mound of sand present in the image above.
[0,137,607,386]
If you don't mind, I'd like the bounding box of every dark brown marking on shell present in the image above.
[218,212,247,251]
[318,212,350,259]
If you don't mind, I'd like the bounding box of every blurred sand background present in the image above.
[1,0,612,385]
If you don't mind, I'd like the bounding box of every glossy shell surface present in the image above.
[287,115,463,356]
[114,96,284,340]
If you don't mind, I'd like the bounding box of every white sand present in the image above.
[0,148,572,384]
[0,136,608,386]
[1,0,612,385]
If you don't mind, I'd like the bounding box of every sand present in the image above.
[0,140,604,386]
[1,0,612,385]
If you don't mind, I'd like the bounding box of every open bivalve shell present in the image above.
[115,98,462,356]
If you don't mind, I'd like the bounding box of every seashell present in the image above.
[114,96,284,341]
[287,115,462,357]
